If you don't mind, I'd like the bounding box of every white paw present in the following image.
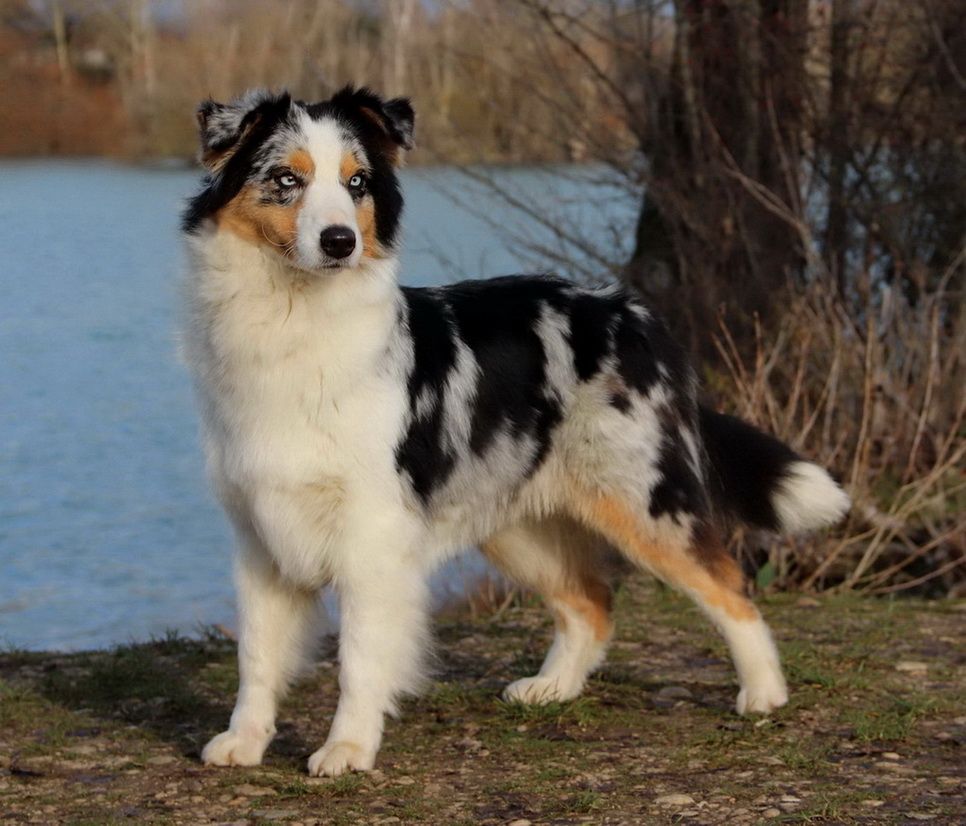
[503,675,581,705]
[736,676,789,715]
[307,740,375,777]
[201,728,271,767]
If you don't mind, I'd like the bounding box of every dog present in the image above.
[181,87,850,777]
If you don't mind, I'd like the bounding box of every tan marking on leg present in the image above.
[691,521,746,594]
[570,492,758,622]
[481,521,614,642]
[554,580,613,642]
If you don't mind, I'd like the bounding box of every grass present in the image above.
[1,577,963,824]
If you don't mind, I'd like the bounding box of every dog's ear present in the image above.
[376,97,415,151]
[195,90,291,171]
[338,87,415,159]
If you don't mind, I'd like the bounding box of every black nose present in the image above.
[319,225,357,260]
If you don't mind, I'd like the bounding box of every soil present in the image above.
[1,579,963,824]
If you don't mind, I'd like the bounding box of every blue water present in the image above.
[0,160,633,650]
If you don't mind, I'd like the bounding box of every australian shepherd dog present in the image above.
[181,87,850,777]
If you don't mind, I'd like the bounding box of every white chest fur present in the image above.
[182,231,410,584]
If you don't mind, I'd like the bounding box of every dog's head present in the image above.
[183,87,414,272]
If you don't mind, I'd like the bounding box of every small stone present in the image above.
[895,661,928,673]
[656,794,695,806]
[146,755,177,765]
[780,795,802,803]
[395,776,416,786]
[233,784,277,797]
[934,731,953,741]
[762,808,782,818]
[509,820,533,826]
[861,800,885,807]
[760,756,785,766]
[656,686,693,701]
[515,724,529,732]
[881,751,901,760]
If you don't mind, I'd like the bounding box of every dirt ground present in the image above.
[1,578,963,825]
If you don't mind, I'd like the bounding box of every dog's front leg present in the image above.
[203,539,319,767]
[308,551,430,777]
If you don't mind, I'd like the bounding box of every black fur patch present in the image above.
[567,291,622,380]
[395,290,458,504]
[699,405,799,530]
[613,309,687,398]
[445,276,567,457]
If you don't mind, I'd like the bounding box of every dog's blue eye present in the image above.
[274,172,298,189]
[348,174,367,194]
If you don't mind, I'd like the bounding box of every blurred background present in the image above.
[0,0,963,650]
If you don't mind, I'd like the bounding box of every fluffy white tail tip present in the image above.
[772,461,851,533]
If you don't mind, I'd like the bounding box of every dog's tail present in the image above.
[698,405,850,533]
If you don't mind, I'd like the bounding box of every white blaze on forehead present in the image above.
[294,110,363,269]
[299,112,353,183]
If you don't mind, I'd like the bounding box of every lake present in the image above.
[0,160,633,650]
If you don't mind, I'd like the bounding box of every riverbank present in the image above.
[2,578,963,824]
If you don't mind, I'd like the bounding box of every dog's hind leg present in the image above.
[203,537,321,767]
[482,516,618,705]
[567,490,788,715]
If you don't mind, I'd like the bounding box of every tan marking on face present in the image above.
[287,148,315,179]
[340,150,362,182]
[570,491,758,622]
[216,183,302,259]
[355,196,385,260]
[339,150,385,260]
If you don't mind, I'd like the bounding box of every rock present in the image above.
[146,755,177,765]
[509,820,533,826]
[762,808,782,818]
[656,686,693,701]
[861,800,885,807]
[881,751,900,760]
[656,794,695,806]
[895,661,928,673]
[232,784,277,797]
[395,776,416,786]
